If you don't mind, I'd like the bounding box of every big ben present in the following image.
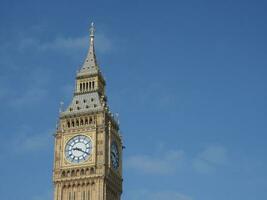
[53,23,123,200]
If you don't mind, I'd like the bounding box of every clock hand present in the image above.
[73,147,81,151]
[73,147,89,155]
[80,149,89,155]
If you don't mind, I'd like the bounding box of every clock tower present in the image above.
[53,23,123,200]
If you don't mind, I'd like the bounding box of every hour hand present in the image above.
[73,147,84,153]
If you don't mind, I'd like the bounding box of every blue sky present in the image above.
[0,0,267,199]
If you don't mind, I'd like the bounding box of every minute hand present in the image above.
[74,147,89,155]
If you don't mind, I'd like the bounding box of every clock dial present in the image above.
[111,141,119,170]
[65,135,92,164]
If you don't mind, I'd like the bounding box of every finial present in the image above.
[59,101,64,113]
[90,22,95,37]
[115,113,120,125]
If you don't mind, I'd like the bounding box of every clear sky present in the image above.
[0,0,267,200]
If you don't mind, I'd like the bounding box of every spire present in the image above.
[77,22,99,76]
[90,22,95,37]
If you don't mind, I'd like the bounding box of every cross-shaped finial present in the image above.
[90,22,95,37]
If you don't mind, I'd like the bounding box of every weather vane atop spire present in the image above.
[90,22,95,37]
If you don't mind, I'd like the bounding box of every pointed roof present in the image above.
[61,92,104,117]
[77,22,99,77]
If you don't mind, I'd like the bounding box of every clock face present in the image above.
[65,135,92,164]
[111,141,119,170]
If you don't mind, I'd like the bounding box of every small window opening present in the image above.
[62,171,66,177]
[81,169,85,175]
[71,170,75,176]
